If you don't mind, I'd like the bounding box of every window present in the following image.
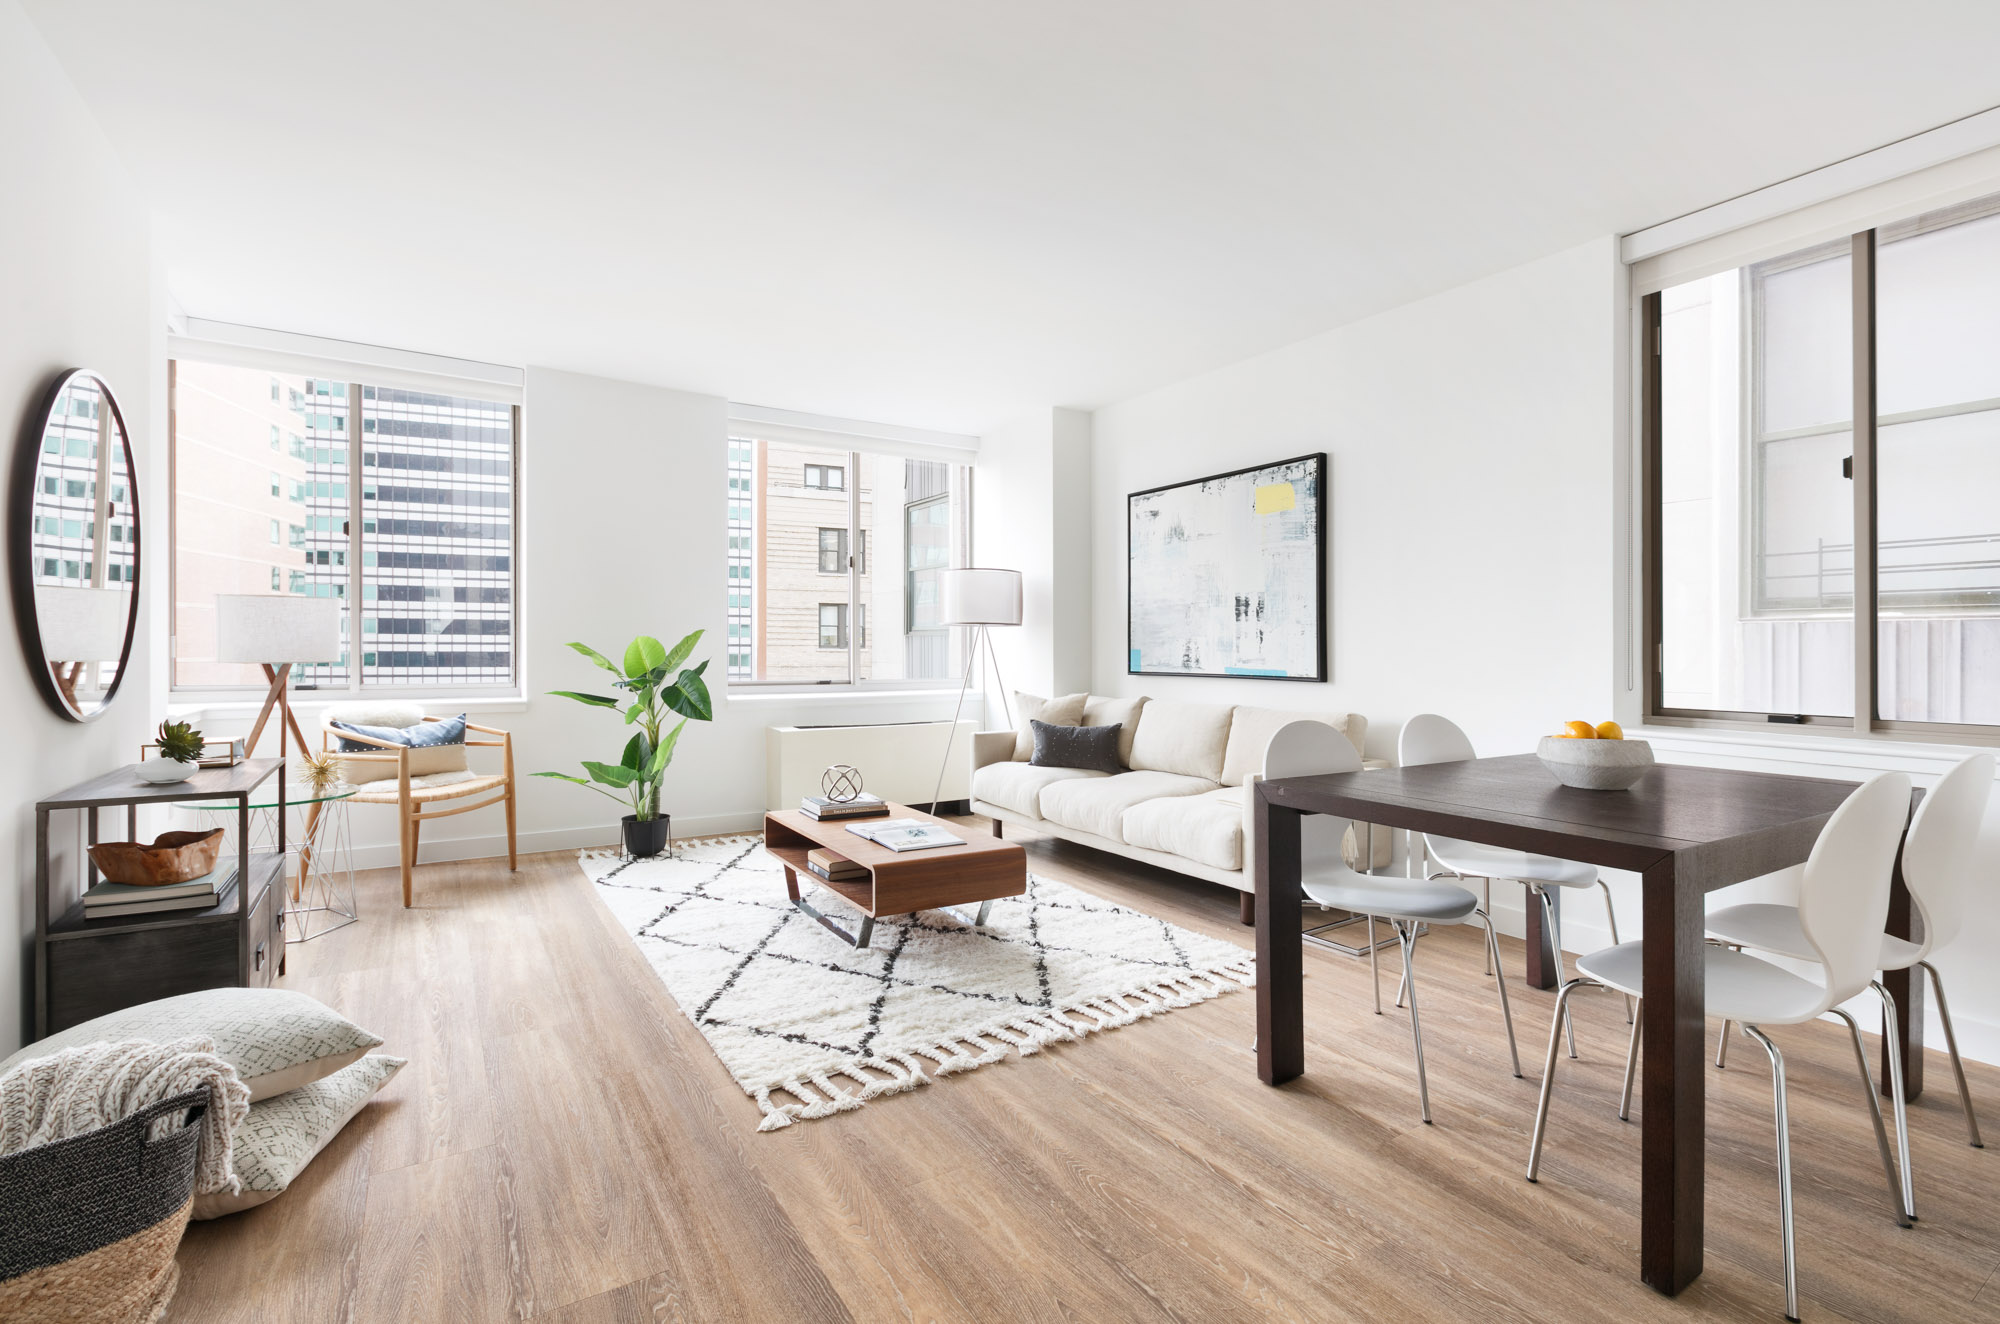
[171,357,518,693]
[818,527,847,574]
[725,435,970,685]
[1646,188,2000,733]
[819,603,847,649]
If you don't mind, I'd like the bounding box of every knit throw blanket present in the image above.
[0,1037,251,1195]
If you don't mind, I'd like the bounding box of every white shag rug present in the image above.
[581,836,1254,1130]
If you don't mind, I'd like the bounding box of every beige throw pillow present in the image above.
[1012,691,1087,761]
[1081,694,1148,768]
[0,988,384,1104]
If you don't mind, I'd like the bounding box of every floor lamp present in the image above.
[215,594,345,764]
[930,567,1023,814]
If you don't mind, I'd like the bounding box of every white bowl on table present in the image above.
[1536,736,1654,790]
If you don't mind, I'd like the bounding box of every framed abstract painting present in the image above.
[1127,452,1326,681]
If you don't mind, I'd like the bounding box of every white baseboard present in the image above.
[344,811,767,872]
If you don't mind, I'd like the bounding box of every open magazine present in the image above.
[845,818,967,852]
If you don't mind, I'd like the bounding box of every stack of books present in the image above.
[82,867,230,920]
[805,847,867,883]
[798,792,888,822]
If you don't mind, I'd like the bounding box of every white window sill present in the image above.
[1635,723,1999,779]
[726,686,975,706]
[170,695,530,724]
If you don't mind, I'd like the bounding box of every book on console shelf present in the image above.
[844,818,966,852]
[798,793,888,821]
[805,847,867,882]
[81,865,234,918]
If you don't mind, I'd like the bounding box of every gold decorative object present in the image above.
[87,829,225,886]
[299,748,342,794]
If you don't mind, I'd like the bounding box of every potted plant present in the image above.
[536,631,712,858]
[137,720,205,784]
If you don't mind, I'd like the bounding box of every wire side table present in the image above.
[178,784,358,942]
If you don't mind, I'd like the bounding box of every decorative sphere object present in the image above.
[821,764,865,803]
[1536,736,1654,791]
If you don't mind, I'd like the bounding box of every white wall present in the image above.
[1091,236,1623,764]
[4,0,160,1052]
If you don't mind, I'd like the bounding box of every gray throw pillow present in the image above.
[1031,720,1123,774]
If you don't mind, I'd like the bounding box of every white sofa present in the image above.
[971,694,1387,916]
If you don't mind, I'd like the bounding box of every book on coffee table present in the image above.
[844,818,967,852]
[805,847,866,881]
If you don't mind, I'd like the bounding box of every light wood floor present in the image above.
[170,820,2000,1323]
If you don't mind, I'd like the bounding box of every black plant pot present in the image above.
[622,814,671,859]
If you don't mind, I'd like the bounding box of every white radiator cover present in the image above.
[765,721,976,811]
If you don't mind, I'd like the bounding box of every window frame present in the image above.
[167,356,523,702]
[1641,219,2000,744]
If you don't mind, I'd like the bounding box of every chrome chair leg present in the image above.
[1534,887,1578,1059]
[1742,1024,1800,1324]
[1482,878,1493,975]
[1526,977,1593,1181]
[1595,877,1633,1024]
[1394,921,1434,1123]
[1470,909,1521,1077]
[1716,1019,1733,1069]
[1368,913,1381,1015]
[1920,960,1984,1148]
[1618,1001,1642,1121]
[1870,980,1918,1221]
[1833,1007,1913,1227]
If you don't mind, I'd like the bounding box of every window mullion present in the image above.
[348,382,364,695]
[1851,229,1878,734]
[848,451,861,683]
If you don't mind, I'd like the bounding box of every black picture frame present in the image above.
[1126,451,1327,682]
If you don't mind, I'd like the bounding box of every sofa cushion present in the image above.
[1081,694,1148,768]
[1127,700,1235,782]
[1039,770,1218,843]
[1220,708,1366,787]
[1012,691,1087,761]
[1122,786,1245,871]
[971,760,1106,819]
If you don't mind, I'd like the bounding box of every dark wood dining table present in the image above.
[1253,753,1926,1296]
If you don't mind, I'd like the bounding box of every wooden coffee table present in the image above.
[763,802,1027,949]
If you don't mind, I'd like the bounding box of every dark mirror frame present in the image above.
[11,368,141,723]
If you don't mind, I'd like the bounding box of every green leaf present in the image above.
[621,732,650,772]
[660,629,703,674]
[531,771,593,785]
[646,718,689,779]
[548,690,620,709]
[662,670,712,721]
[583,760,639,788]
[567,642,620,675]
[623,635,667,678]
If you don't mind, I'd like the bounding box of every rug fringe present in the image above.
[744,959,1253,1130]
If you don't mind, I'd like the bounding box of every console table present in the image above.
[34,759,287,1037]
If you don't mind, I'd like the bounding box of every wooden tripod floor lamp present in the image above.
[215,594,345,763]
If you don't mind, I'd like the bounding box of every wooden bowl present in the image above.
[87,829,225,885]
[1536,736,1655,790]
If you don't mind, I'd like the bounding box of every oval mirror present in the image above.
[12,370,139,721]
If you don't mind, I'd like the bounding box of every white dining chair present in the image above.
[1399,713,1628,1055]
[1706,751,1993,1223]
[1525,771,1915,1323]
[1253,721,1521,1123]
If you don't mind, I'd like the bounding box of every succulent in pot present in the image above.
[137,720,205,784]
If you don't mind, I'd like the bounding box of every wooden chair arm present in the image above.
[461,721,510,737]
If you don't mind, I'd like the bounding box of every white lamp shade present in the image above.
[215,594,344,664]
[35,586,131,661]
[939,567,1023,626]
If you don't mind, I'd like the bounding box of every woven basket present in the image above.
[0,1090,209,1324]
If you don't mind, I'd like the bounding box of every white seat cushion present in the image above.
[1127,700,1234,782]
[1123,786,1245,871]
[1302,869,1479,923]
[1576,941,1828,1025]
[971,760,1106,820]
[1039,770,1218,843]
[1426,837,1596,888]
[1705,900,1922,970]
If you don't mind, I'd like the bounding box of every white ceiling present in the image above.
[24,1,2000,432]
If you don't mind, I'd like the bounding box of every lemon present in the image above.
[1595,720,1624,740]
[1562,720,1597,739]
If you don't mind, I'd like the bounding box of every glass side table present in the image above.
[178,784,358,941]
